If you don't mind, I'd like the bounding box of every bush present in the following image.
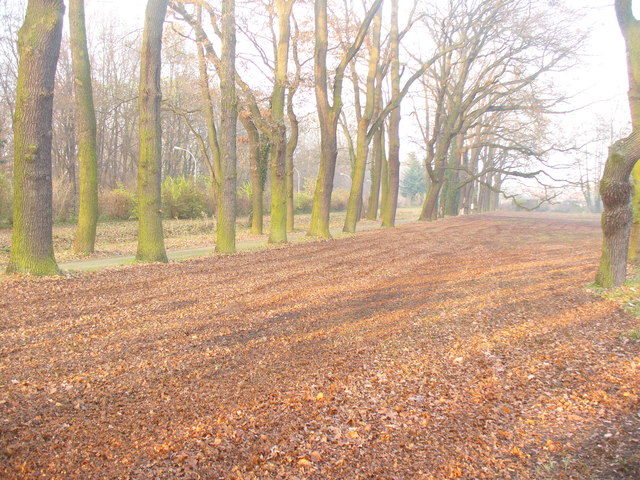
[0,172,12,224]
[162,176,206,219]
[294,190,313,213]
[330,188,350,212]
[100,184,137,220]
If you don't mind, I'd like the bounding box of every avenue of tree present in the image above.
[3,0,640,287]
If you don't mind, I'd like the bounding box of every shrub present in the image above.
[331,188,350,212]
[294,190,313,213]
[100,184,137,220]
[0,172,12,224]
[162,176,206,219]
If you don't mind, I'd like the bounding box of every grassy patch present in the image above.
[589,266,640,338]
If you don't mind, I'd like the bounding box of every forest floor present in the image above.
[1,212,639,480]
[0,207,421,271]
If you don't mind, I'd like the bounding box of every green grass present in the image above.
[0,207,423,272]
[590,266,640,339]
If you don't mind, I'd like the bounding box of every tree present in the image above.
[595,0,640,287]
[136,0,169,263]
[342,1,382,233]
[216,0,238,253]
[400,153,426,200]
[308,0,383,238]
[7,0,64,275]
[70,0,99,254]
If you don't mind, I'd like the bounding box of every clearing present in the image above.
[1,212,639,479]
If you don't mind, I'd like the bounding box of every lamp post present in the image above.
[293,167,302,192]
[173,146,197,179]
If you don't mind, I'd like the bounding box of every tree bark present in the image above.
[269,0,294,244]
[596,135,640,286]
[595,0,640,286]
[344,4,381,233]
[286,87,299,232]
[239,113,264,235]
[366,124,383,220]
[308,0,383,238]
[136,0,169,263]
[629,161,640,263]
[381,0,401,228]
[216,0,237,253]
[7,0,64,275]
[70,0,99,255]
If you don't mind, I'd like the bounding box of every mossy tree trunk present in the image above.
[70,0,98,255]
[239,113,264,235]
[216,0,237,254]
[269,0,294,244]
[7,0,64,275]
[629,161,640,262]
[381,0,401,228]
[366,123,383,220]
[136,0,168,263]
[308,0,383,238]
[286,75,299,232]
[596,0,640,287]
[343,4,381,234]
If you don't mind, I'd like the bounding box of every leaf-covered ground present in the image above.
[1,212,639,479]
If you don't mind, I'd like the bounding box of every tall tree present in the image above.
[308,0,383,237]
[595,0,640,287]
[70,0,99,254]
[7,0,64,275]
[269,0,295,243]
[216,0,238,253]
[342,2,382,233]
[286,20,301,232]
[136,0,169,263]
[381,0,400,228]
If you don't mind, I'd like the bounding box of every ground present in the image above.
[0,212,639,479]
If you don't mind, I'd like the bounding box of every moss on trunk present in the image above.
[7,0,64,276]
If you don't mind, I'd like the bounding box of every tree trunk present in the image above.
[366,125,383,220]
[136,0,168,263]
[286,91,299,232]
[379,132,389,221]
[216,0,237,253]
[196,17,222,211]
[596,135,640,286]
[7,0,64,275]
[309,0,382,238]
[70,0,99,255]
[595,0,640,286]
[381,0,401,228]
[344,4,381,233]
[269,0,293,244]
[629,161,640,263]
[309,122,338,237]
[240,114,263,234]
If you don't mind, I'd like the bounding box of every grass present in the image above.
[0,207,422,271]
[590,265,640,339]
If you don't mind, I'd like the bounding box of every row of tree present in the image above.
[6,0,631,286]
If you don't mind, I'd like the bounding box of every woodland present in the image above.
[1,0,640,478]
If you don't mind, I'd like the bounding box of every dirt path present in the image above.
[1,213,638,479]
